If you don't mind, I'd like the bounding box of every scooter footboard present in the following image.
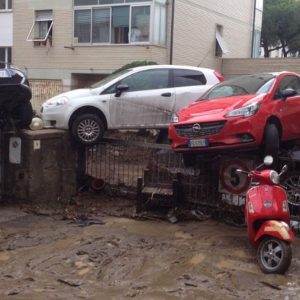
[254,220,295,244]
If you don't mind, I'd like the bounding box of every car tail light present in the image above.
[214,71,224,82]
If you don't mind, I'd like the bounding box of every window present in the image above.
[73,0,161,45]
[111,6,129,44]
[0,0,12,10]
[153,0,166,45]
[27,10,53,43]
[256,0,263,11]
[274,76,300,99]
[92,8,110,43]
[74,10,91,43]
[215,25,229,57]
[107,69,169,92]
[130,6,150,42]
[0,47,11,68]
[74,0,151,5]
[174,69,207,87]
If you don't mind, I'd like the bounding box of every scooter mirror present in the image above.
[263,155,273,166]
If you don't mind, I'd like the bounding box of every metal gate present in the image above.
[83,138,221,208]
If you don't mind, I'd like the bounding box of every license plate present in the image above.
[188,138,208,148]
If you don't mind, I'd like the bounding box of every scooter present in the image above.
[236,156,295,274]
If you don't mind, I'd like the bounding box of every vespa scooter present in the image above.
[236,156,295,274]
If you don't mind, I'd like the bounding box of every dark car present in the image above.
[0,65,33,129]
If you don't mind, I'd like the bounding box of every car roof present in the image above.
[129,64,215,72]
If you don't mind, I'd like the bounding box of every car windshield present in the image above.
[202,74,275,100]
[90,69,132,89]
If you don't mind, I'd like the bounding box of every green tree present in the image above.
[112,60,157,74]
[261,0,300,57]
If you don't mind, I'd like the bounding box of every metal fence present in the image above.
[29,79,64,113]
[84,138,221,208]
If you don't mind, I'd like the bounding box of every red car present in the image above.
[169,71,300,163]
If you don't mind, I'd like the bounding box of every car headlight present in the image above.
[44,96,69,106]
[270,170,280,184]
[171,113,179,123]
[225,103,259,118]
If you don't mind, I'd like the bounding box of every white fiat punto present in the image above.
[41,65,223,145]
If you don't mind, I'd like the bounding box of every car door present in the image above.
[173,68,211,112]
[108,68,175,128]
[275,75,300,140]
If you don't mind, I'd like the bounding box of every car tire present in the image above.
[71,113,105,146]
[13,102,33,129]
[262,123,280,164]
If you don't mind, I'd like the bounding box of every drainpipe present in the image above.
[169,0,175,64]
[251,0,257,58]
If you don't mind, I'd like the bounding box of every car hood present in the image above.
[54,88,94,100]
[177,94,263,122]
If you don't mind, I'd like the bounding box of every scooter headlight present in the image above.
[270,170,279,184]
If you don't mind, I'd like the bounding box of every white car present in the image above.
[41,65,223,145]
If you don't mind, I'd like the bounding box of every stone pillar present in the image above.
[4,129,77,207]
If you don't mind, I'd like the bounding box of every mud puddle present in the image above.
[0,203,299,300]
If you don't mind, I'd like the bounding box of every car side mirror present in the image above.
[281,88,297,101]
[115,84,129,97]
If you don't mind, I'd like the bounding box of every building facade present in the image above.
[12,0,263,91]
[0,0,12,67]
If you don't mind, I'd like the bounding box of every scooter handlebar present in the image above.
[236,169,249,175]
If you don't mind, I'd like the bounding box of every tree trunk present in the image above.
[263,40,270,57]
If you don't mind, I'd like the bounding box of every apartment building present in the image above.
[12,0,263,91]
[0,0,12,67]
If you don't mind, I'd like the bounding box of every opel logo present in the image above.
[192,123,202,133]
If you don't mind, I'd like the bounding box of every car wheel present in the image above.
[13,102,33,129]
[262,123,280,162]
[71,113,104,146]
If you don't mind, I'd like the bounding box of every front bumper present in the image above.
[169,116,263,152]
[41,105,69,129]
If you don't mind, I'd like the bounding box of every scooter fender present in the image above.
[254,220,295,245]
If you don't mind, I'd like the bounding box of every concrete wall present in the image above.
[4,129,77,207]
[172,0,255,71]
[222,58,300,78]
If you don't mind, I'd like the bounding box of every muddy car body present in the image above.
[41,65,223,145]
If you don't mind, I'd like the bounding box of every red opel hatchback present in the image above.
[169,72,300,162]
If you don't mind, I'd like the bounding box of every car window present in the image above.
[91,69,132,89]
[173,69,207,87]
[103,69,170,94]
[274,75,300,100]
[202,74,275,100]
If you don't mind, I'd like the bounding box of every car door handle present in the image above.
[161,92,172,97]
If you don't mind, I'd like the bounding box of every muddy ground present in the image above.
[0,194,299,300]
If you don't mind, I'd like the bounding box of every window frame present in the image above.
[215,24,229,58]
[0,0,12,11]
[26,10,53,42]
[73,1,155,46]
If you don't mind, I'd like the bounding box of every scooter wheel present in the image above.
[257,237,292,274]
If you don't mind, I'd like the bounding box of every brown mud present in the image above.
[0,196,299,300]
